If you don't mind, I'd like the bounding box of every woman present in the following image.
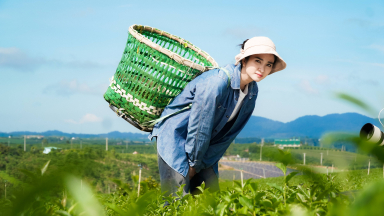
[148,36,286,197]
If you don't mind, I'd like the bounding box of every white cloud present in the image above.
[370,62,384,68]
[0,47,43,71]
[223,26,266,40]
[368,44,384,53]
[0,47,102,72]
[43,79,107,96]
[65,113,102,124]
[335,58,384,69]
[315,75,330,84]
[299,80,318,94]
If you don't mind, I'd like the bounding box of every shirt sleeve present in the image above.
[185,75,226,173]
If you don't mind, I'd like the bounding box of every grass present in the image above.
[290,148,377,168]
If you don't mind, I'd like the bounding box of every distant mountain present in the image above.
[238,112,380,138]
[1,112,381,140]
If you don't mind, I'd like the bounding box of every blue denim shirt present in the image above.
[148,63,258,177]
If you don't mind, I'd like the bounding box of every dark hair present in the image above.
[238,39,277,69]
[238,39,249,68]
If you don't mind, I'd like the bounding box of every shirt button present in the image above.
[214,130,217,133]
[226,115,229,118]
[235,98,238,101]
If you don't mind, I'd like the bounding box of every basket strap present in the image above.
[145,104,192,127]
[220,67,231,88]
[143,67,231,127]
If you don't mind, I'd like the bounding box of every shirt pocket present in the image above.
[214,103,227,123]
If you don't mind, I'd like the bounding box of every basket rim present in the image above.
[129,24,218,72]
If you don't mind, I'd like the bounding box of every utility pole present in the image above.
[106,138,108,151]
[240,169,244,188]
[320,153,323,166]
[4,180,7,199]
[368,157,371,175]
[124,140,128,151]
[260,138,264,161]
[8,136,10,147]
[80,140,82,149]
[303,153,306,165]
[138,164,142,197]
[24,136,26,152]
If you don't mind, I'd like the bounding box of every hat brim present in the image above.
[235,45,286,75]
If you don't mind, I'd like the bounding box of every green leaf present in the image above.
[55,210,71,216]
[41,160,50,176]
[215,203,227,216]
[335,92,375,115]
[239,196,254,210]
[255,192,266,201]
[68,203,77,214]
[262,199,272,208]
[244,178,253,188]
[237,206,248,215]
[234,180,242,188]
[296,193,307,203]
[275,163,287,176]
[297,185,310,199]
[285,171,299,184]
[65,175,105,216]
[222,195,231,202]
[249,182,258,193]
[267,183,283,193]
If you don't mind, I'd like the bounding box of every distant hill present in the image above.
[1,112,381,140]
[238,112,380,138]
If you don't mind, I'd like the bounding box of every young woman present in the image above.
[148,36,287,197]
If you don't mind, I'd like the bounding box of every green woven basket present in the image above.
[104,24,218,132]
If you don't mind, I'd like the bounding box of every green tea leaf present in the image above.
[41,160,50,176]
[237,206,248,214]
[275,163,287,176]
[239,196,254,210]
[262,199,272,208]
[285,172,299,184]
[65,175,105,216]
[335,92,375,115]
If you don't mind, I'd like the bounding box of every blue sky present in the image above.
[1,0,384,134]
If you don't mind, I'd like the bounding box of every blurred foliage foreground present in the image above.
[1,142,384,216]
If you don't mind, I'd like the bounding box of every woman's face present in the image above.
[241,54,275,82]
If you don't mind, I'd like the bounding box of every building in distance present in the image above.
[274,138,301,149]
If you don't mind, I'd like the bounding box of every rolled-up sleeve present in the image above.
[185,75,226,173]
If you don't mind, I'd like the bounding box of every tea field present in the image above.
[1,138,384,215]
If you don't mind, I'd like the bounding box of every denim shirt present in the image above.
[148,63,258,177]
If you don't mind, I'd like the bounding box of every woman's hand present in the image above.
[189,166,196,180]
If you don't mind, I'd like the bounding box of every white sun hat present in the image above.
[235,36,287,74]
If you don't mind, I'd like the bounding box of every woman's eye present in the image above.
[256,60,261,63]
[267,64,272,67]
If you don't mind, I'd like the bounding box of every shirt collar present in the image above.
[225,64,258,95]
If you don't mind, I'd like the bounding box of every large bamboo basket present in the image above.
[104,24,218,132]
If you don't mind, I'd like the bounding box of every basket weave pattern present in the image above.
[104,25,218,131]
